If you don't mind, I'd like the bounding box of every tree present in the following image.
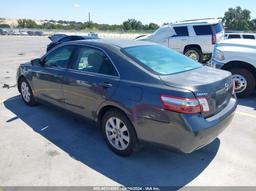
[223,6,251,31]
[18,19,38,28]
[0,24,10,28]
[122,19,143,31]
[250,19,256,30]
[148,23,159,30]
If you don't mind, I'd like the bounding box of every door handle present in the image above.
[53,74,63,78]
[98,82,112,88]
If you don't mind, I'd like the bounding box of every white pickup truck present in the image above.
[211,39,256,97]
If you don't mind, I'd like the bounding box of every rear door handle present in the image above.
[98,82,112,88]
[53,74,63,78]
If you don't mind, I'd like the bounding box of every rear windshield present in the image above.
[123,45,202,75]
[213,23,224,33]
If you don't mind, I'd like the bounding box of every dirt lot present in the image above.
[0,36,256,187]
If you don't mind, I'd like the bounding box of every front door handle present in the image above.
[98,82,112,88]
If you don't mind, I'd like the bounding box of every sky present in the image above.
[0,0,256,25]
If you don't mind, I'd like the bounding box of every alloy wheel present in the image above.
[232,74,247,93]
[185,50,199,61]
[105,117,130,150]
[21,81,31,103]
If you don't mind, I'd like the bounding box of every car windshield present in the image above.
[123,45,202,75]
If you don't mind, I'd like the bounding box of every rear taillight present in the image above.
[160,95,209,114]
[212,34,217,44]
[211,26,217,44]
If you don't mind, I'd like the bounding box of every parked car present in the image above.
[0,28,8,35]
[225,33,256,40]
[137,18,225,63]
[47,34,98,52]
[17,40,237,156]
[211,39,256,97]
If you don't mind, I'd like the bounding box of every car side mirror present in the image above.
[31,58,43,66]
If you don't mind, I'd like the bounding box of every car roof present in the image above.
[170,18,221,26]
[68,39,156,48]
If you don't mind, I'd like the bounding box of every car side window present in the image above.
[193,25,212,35]
[44,45,74,68]
[228,34,241,39]
[71,46,118,76]
[173,26,189,36]
[242,35,255,39]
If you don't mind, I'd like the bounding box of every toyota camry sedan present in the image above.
[17,39,237,156]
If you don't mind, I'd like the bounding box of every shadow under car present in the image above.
[4,96,220,187]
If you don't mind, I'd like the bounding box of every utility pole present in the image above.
[88,12,91,23]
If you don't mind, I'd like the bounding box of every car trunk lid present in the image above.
[48,34,67,42]
[160,66,233,118]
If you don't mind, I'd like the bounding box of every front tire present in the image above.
[184,47,203,63]
[102,109,137,156]
[229,68,255,97]
[19,78,37,106]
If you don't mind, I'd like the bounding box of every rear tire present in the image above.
[101,109,137,156]
[229,68,255,97]
[19,78,37,106]
[184,47,203,63]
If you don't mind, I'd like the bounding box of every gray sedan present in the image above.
[17,39,237,156]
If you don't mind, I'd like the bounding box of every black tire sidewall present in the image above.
[101,109,137,156]
[185,47,203,63]
[230,68,255,97]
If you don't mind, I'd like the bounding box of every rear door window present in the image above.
[173,26,189,36]
[193,25,212,35]
[242,35,255,39]
[71,46,118,76]
[228,34,241,39]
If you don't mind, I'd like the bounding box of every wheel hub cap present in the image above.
[185,50,199,61]
[232,74,247,93]
[105,117,130,150]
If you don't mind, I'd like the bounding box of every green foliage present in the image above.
[0,24,10,28]
[16,18,159,32]
[122,19,158,31]
[18,19,38,28]
[250,19,256,30]
[223,6,252,31]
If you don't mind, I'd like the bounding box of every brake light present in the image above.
[212,34,217,44]
[160,95,209,114]
[211,26,217,44]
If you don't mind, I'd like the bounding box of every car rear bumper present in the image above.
[134,97,237,153]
